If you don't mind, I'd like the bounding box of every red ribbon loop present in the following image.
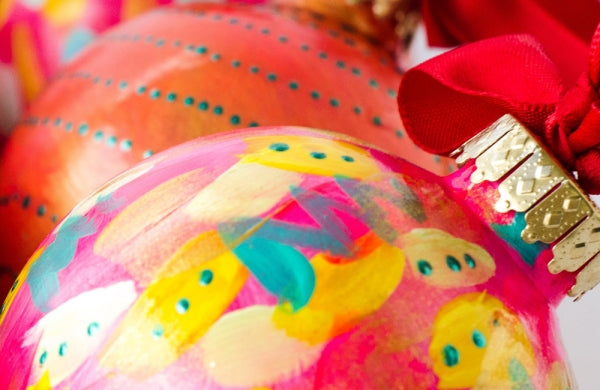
[398,24,600,194]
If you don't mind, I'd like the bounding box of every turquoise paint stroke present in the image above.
[508,358,534,390]
[492,213,546,267]
[232,236,315,311]
[26,215,97,312]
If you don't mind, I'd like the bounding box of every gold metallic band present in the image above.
[453,114,600,299]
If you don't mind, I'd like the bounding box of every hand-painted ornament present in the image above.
[0,124,578,388]
[0,2,451,286]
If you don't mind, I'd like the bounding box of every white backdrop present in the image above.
[557,287,600,389]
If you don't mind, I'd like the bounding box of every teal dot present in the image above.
[229,18,239,24]
[443,344,459,367]
[199,269,213,285]
[289,81,299,90]
[166,92,177,102]
[36,205,46,217]
[387,89,396,98]
[231,59,241,67]
[93,131,104,141]
[269,143,289,152]
[336,60,346,68]
[369,79,379,88]
[341,155,354,162]
[310,91,320,99]
[58,342,68,357]
[39,351,48,365]
[10,278,17,291]
[329,98,340,107]
[155,39,165,47]
[51,215,58,223]
[176,298,190,314]
[319,52,328,59]
[250,65,260,74]
[434,155,442,163]
[372,116,382,126]
[267,73,277,81]
[417,260,433,276]
[184,96,195,106]
[230,115,241,125]
[78,123,89,135]
[152,324,164,338]
[351,67,361,76]
[248,121,259,127]
[105,79,112,86]
[464,254,476,268]
[149,89,161,99]
[353,106,362,115]
[300,44,310,51]
[213,105,223,115]
[311,151,326,159]
[93,76,100,84]
[245,23,253,29]
[137,85,147,94]
[173,40,181,47]
[106,136,118,147]
[87,322,100,336]
[472,329,486,348]
[446,255,462,272]
[278,36,288,43]
[120,139,133,151]
[119,81,128,89]
[143,150,154,159]
[186,44,195,51]
[54,118,61,126]
[210,53,221,61]
[0,302,5,315]
[395,129,403,138]
[260,28,270,34]
[198,101,209,110]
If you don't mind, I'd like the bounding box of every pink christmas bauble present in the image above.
[0,126,573,389]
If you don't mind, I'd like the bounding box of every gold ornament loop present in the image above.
[455,114,600,299]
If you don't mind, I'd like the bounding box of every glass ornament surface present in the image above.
[0,126,574,389]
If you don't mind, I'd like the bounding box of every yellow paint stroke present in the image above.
[401,228,496,288]
[241,135,381,179]
[273,233,405,344]
[12,22,45,102]
[429,292,535,389]
[27,370,51,390]
[43,0,87,26]
[99,232,248,379]
[201,305,324,388]
[185,163,301,223]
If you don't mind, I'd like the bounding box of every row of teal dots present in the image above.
[137,7,399,93]
[0,192,58,223]
[96,33,392,128]
[160,5,394,68]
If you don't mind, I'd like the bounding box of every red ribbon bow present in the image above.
[398,24,600,194]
